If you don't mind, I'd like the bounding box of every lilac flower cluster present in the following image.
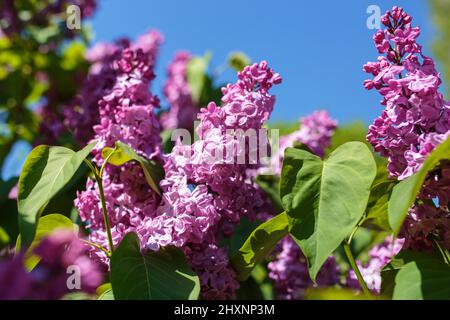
[364,7,450,251]
[185,244,240,300]
[269,110,337,174]
[364,6,450,179]
[347,237,404,294]
[92,47,162,159]
[291,110,338,157]
[0,230,102,300]
[401,159,450,251]
[160,51,198,130]
[75,45,163,264]
[268,237,340,300]
[64,30,163,144]
[74,40,282,299]
[157,61,281,298]
[160,61,282,243]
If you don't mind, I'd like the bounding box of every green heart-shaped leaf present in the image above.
[18,141,96,249]
[281,142,377,281]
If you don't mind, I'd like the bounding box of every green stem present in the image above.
[347,221,361,245]
[95,171,114,255]
[83,150,117,256]
[343,241,371,298]
[433,238,450,265]
[99,147,117,177]
[83,158,98,176]
[81,239,111,257]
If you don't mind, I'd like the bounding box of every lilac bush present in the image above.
[1,4,450,302]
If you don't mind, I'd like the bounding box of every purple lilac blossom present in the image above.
[75,45,163,264]
[160,51,198,130]
[268,110,337,174]
[157,61,281,298]
[347,236,404,294]
[364,6,450,251]
[64,30,163,145]
[364,6,450,179]
[268,237,340,300]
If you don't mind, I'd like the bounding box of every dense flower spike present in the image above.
[293,110,338,157]
[160,51,198,130]
[64,30,163,145]
[154,61,281,298]
[92,47,162,158]
[364,6,450,251]
[185,244,240,300]
[268,237,340,300]
[160,61,281,233]
[364,6,450,179]
[75,44,163,264]
[268,110,337,174]
[347,237,404,293]
[0,230,102,300]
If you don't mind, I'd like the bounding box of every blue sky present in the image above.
[90,0,436,124]
[1,0,439,179]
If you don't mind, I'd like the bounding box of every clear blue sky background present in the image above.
[90,0,436,124]
[1,0,440,179]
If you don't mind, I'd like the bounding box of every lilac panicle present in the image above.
[64,30,163,145]
[160,51,198,130]
[156,61,281,298]
[75,44,163,264]
[364,6,450,251]
[364,6,450,179]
